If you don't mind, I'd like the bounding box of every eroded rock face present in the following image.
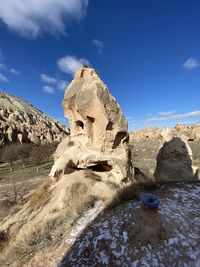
[154,137,199,182]
[0,92,69,147]
[50,67,133,185]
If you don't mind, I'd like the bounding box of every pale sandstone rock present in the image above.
[28,131,40,144]
[154,137,199,182]
[17,133,23,144]
[130,127,161,141]
[160,127,172,142]
[50,66,133,185]
[0,91,69,147]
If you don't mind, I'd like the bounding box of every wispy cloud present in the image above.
[10,68,20,75]
[57,80,69,90]
[40,73,69,92]
[93,39,104,54]
[183,58,199,70]
[40,73,57,84]
[146,111,200,123]
[57,55,89,75]
[0,73,9,82]
[0,0,88,38]
[158,110,175,116]
[43,85,54,94]
[0,49,21,75]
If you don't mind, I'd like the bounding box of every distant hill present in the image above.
[0,91,69,147]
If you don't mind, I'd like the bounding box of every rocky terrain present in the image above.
[60,183,200,267]
[1,67,200,267]
[130,124,200,182]
[0,91,69,147]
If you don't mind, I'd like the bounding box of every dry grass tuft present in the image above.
[28,179,52,209]
[108,181,157,208]
[0,174,100,266]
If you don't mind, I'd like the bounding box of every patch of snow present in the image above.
[60,183,200,267]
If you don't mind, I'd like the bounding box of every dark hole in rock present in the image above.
[88,161,112,172]
[112,132,128,149]
[106,121,113,131]
[87,116,95,123]
[68,141,74,146]
[75,120,84,129]
[64,160,83,174]
[188,138,195,142]
[134,167,140,175]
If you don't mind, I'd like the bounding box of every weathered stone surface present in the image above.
[154,137,199,182]
[50,66,133,185]
[0,91,69,147]
[130,127,161,141]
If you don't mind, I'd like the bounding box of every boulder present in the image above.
[50,66,133,185]
[154,137,199,182]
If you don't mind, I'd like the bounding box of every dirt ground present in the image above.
[130,138,200,178]
[0,160,53,217]
[60,183,200,267]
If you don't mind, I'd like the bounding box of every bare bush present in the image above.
[1,178,28,206]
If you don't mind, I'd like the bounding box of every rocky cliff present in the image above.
[50,66,133,185]
[0,91,69,147]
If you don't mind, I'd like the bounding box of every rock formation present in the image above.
[0,92,69,147]
[154,137,199,182]
[130,123,200,143]
[50,66,133,185]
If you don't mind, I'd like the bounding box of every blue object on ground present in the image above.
[140,193,160,209]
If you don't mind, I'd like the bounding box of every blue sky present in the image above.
[0,0,200,130]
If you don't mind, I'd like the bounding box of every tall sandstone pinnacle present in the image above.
[50,66,133,185]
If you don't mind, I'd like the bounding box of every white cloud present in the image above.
[40,73,57,84]
[40,73,69,91]
[93,39,104,54]
[0,73,9,82]
[146,111,200,123]
[0,0,88,38]
[57,55,89,75]
[10,68,20,74]
[158,110,175,116]
[43,85,54,94]
[183,58,199,70]
[57,80,69,90]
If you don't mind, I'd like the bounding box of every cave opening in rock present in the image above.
[112,132,129,149]
[75,120,84,129]
[106,121,113,131]
[188,138,194,142]
[87,116,95,123]
[88,161,112,172]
